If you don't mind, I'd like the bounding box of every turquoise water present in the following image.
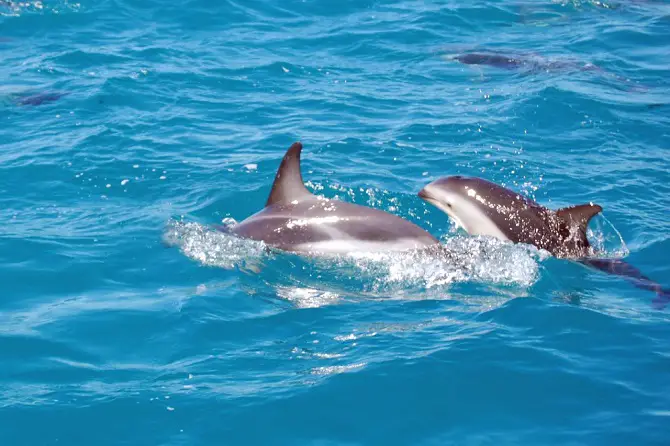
[2,0,670,444]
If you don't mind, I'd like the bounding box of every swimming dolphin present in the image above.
[226,142,440,255]
[444,50,648,92]
[445,51,601,74]
[15,91,67,106]
[419,176,602,259]
[419,175,669,305]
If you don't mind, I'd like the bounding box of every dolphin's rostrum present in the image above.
[228,142,440,255]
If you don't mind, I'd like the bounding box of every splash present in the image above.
[586,213,629,259]
[164,219,544,307]
[0,1,80,15]
[163,219,269,274]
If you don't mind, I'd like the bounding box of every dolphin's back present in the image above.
[458,178,559,248]
[231,199,439,254]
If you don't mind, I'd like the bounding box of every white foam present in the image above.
[164,220,543,307]
[275,285,340,309]
[163,220,267,272]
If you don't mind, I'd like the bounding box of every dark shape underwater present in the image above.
[15,91,68,106]
[448,51,602,73]
[444,50,650,92]
[579,258,670,308]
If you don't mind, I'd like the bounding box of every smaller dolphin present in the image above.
[226,142,440,255]
[419,176,601,259]
[419,176,669,305]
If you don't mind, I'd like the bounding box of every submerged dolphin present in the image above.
[15,91,67,106]
[444,51,648,92]
[227,142,440,255]
[419,176,669,305]
[446,52,601,74]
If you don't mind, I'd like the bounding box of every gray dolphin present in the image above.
[15,91,67,106]
[445,51,602,74]
[419,175,669,305]
[418,175,601,259]
[443,51,649,92]
[227,142,440,255]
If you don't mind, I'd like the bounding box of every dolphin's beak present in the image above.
[418,188,431,201]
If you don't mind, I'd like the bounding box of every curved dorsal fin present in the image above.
[556,203,602,229]
[265,142,312,207]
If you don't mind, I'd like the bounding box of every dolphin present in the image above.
[418,176,602,259]
[15,91,67,106]
[226,142,440,255]
[418,175,669,305]
[445,51,602,74]
[444,50,650,92]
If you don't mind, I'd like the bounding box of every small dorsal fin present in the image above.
[265,142,312,207]
[556,203,603,229]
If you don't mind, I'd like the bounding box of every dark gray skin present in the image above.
[453,53,528,70]
[419,175,669,306]
[227,142,440,255]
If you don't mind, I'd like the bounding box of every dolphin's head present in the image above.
[418,176,509,238]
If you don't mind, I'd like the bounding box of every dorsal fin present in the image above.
[556,203,603,229]
[553,203,603,257]
[265,142,312,207]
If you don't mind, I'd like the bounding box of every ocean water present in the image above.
[2,0,670,444]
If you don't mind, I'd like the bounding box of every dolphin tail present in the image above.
[652,289,670,310]
[579,258,670,309]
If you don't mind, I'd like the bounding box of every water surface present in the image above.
[1,0,670,444]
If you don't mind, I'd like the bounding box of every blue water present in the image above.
[2,0,670,444]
